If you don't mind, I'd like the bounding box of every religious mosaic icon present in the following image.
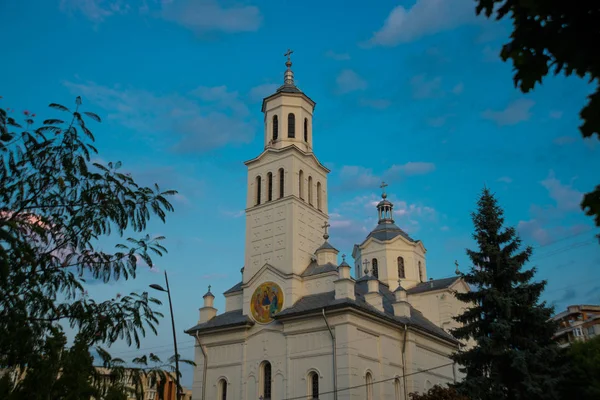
[250,281,284,324]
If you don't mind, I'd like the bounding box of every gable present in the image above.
[244,146,330,173]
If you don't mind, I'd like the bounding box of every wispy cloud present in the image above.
[364,0,477,47]
[482,98,535,126]
[553,136,576,146]
[410,74,443,99]
[161,0,262,34]
[64,79,255,153]
[336,162,436,191]
[497,176,513,184]
[452,82,464,95]
[60,0,263,34]
[387,162,436,177]
[325,50,351,61]
[336,69,367,94]
[359,98,391,109]
[338,166,380,190]
[248,83,278,102]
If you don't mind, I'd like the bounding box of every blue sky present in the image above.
[2,0,600,386]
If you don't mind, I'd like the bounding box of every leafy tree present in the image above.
[473,0,600,239]
[410,385,471,400]
[560,335,600,400]
[451,188,565,400]
[0,97,181,395]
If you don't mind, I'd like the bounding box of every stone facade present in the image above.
[186,56,469,400]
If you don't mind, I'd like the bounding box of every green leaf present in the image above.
[83,111,102,123]
[49,103,70,112]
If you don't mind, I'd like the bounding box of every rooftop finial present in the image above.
[208,285,211,292]
[380,181,388,199]
[455,260,460,275]
[342,254,346,262]
[283,49,295,86]
[321,221,330,240]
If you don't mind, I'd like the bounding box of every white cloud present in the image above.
[387,162,436,177]
[482,45,501,62]
[338,166,380,189]
[60,0,263,34]
[540,170,583,213]
[427,114,454,127]
[336,69,368,94]
[481,98,535,126]
[411,74,442,99]
[161,0,262,34]
[452,82,464,95]
[440,226,450,231]
[497,176,512,184]
[325,50,351,61]
[248,83,278,102]
[64,80,255,153]
[364,0,477,47]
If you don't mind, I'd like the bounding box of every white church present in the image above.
[185,53,470,400]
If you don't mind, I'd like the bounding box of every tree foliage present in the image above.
[410,385,471,400]
[473,0,600,240]
[451,188,565,400]
[560,335,600,400]
[0,97,185,396]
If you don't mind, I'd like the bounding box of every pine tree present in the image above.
[451,188,564,400]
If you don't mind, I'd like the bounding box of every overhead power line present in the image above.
[282,362,455,400]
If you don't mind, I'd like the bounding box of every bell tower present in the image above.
[243,51,330,282]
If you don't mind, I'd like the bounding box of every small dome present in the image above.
[203,285,214,298]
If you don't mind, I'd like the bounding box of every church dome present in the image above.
[367,221,414,242]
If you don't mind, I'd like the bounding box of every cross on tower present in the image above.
[321,221,331,240]
[284,48,294,62]
[208,285,211,292]
[380,181,388,196]
[362,258,370,275]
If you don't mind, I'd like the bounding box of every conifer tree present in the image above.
[451,188,564,400]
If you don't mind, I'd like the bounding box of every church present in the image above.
[185,53,470,400]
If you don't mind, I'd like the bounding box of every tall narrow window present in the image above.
[317,182,322,210]
[219,379,227,400]
[308,176,313,205]
[267,172,273,202]
[304,118,308,142]
[255,176,261,205]
[288,113,295,138]
[272,115,279,141]
[397,256,405,279]
[366,372,373,400]
[262,361,272,400]
[310,372,319,399]
[372,258,379,279]
[299,170,304,200]
[279,168,284,198]
[419,261,424,282]
[394,378,401,400]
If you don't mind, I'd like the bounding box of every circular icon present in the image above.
[250,281,284,324]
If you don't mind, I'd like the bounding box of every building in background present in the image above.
[552,304,600,348]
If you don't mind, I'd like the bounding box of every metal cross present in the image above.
[342,254,346,262]
[321,221,331,239]
[284,48,294,61]
[208,285,211,292]
[362,258,370,275]
[380,181,388,193]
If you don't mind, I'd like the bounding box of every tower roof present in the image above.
[364,182,415,243]
[261,49,316,112]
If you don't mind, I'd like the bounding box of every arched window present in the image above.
[279,168,284,198]
[372,258,379,279]
[299,170,304,200]
[419,261,424,282]
[394,378,401,400]
[317,182,322,210]
[218,379,227,400]
[288,113,295,138]
[272,115,279,141]
[261,361,272,399]
[308,176,313,205]
[267,172,273,202]
[397,256,405,279]
[304,118,308,142]
[255,176,261,205]
[366,372,373,400]
[309,372,319,399]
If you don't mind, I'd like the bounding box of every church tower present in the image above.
[352,183,427,291]
[243,51,330,281]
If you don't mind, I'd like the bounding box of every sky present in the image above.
[2,0,600,387]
